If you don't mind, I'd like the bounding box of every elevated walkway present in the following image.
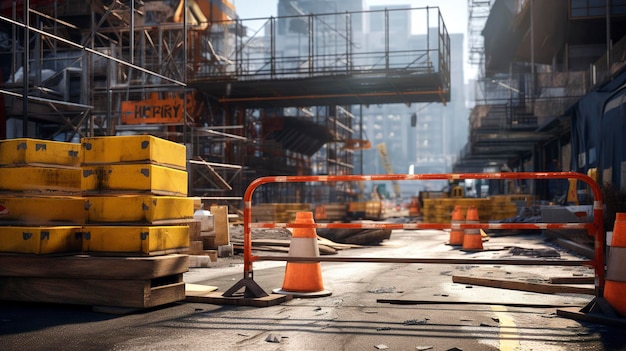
[188,7,450,108]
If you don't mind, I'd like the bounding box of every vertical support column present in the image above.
[345,11,350,72]
[384,9,389,70]
[23,0,30,136]
[270,17,275,78]
[308,14,314,76]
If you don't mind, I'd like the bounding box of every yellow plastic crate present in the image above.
[0,226,82,254]
[81,135,186,170]
[81,164,188,196]
[0,196,87,225]
[86,195,194,223]
[81,225,189,255]
[0,167,82,193]
[0,138,80,167]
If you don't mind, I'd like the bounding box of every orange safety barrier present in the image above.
[223,172,604,307]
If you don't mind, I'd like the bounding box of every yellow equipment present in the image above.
[376,143,402,199]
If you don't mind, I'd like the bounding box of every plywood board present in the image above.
[0,253,189,279]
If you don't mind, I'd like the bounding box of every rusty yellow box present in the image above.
[81,135,186,170]
[0,138,80,167]
[0,166,82,193]
[81,225,189,255]
[81,164,188,196]
[0,226,82,254]
[0,196,87,225]
[85,195,194,223]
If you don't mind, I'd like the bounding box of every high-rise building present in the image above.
[359,6,466,195]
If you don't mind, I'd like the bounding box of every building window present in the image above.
[570,0,626,18]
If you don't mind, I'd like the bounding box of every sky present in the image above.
[231,0,476,81]
[233,0,468,34]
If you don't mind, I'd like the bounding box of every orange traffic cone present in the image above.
[448,205,464,246]
[604,212,626,316]
[273,211,332,297]
[462,206,483,251]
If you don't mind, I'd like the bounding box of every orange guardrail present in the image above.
[223,172,604,299]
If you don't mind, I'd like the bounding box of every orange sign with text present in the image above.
[121,92,194,125]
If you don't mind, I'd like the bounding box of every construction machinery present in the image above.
[342,143,411,221]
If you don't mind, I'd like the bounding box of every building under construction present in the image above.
[0,0,451,211]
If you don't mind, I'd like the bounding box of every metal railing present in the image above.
[190,7,449,83]
[225,172,604,300]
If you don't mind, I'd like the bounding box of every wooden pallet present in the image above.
[0,254,188,309]
[0,274,185,309]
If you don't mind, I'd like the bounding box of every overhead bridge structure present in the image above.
[188,7,450,108]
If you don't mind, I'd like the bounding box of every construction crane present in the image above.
[376,143,402,199]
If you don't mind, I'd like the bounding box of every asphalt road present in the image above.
[2,229,626,351]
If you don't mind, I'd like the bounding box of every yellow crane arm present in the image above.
[376,143,402,198]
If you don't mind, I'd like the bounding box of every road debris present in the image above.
[403,318,428,325]
[265,334,280,343]
[368,286,396,294]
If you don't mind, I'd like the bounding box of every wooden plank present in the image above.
[0,254,188,279]
[0,274,185,308]
[377,299,580,308]
[557,307,626,327]
[452,275,595,295]
[549,276,595,285]
[185,283,219,296]
[147,280,186,308]
[210,205,230,246]
[231,242,337,255]
[187,220,202,241]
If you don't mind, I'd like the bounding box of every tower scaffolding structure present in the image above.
[0,1,451,211]
[468,0,494,67]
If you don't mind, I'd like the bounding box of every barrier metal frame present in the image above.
[223,172,604,299]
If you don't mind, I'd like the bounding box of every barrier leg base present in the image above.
[273,288,332,298]
[557,297,626,327]
[222,277,269,298]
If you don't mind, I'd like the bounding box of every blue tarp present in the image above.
[569,67,626,189]
[600,85,626,188]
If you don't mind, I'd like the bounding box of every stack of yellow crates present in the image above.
[252,203,312,223]
[0,138,84,254]
[0,136,192,310]
[489,195,520,221]
[81,135,192,256]
[422,197,491,223]
[422,195,538,224]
